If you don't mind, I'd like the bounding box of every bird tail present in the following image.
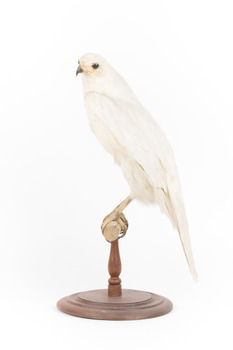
[165,175,198,281]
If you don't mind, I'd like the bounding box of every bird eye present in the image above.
[92,63,99,69]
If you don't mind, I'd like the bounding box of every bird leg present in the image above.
[101,196,132,242]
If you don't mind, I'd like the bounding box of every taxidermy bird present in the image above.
[76,53,197,280]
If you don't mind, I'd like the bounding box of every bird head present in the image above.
[76,53,105,77]
[76,52,135,101]
[76,52,123,97]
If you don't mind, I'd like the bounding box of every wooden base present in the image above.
[57,217,173,320]
[57,289,173,320]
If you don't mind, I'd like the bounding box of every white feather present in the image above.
[78,53,197,280]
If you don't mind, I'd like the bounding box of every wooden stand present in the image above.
[57,239,173,320]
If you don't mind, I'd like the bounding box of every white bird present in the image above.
[76,53,197,280]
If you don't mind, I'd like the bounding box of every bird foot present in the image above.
[101,212,128,242]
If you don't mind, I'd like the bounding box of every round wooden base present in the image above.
[57,289,173,320]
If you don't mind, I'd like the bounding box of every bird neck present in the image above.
[82,69,136,103]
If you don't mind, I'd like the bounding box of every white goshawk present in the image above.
[76,53,197,280]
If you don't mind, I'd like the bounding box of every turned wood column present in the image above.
[108,239,122,296]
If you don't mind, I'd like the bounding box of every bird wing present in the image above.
[84,91,197,279]
[85,92,170,185]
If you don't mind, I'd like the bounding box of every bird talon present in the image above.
[101,212,118,233]
[117,213,128,235]
[101,212,128,242]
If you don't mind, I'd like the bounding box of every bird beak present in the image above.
[76,65,83,76]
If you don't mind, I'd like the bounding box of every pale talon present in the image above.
[102,210,129,242]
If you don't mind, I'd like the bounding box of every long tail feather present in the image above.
[165,175,198,281]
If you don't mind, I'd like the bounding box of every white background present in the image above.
[0,0,233,349]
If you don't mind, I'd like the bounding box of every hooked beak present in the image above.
[76,65,83,76]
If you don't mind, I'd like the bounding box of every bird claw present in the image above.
[116,213,128,238]
[101,212,128,242]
